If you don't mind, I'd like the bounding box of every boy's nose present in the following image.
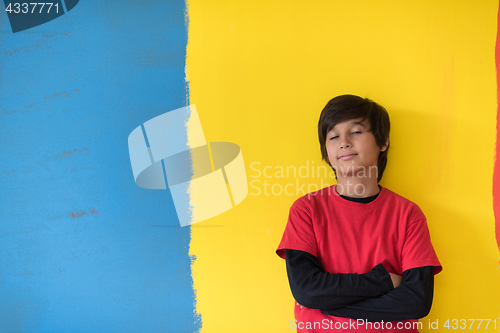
[340,142,351,149]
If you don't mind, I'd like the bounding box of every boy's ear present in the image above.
[380,138,389,152]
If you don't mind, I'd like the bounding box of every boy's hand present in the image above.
[389,273,402,288]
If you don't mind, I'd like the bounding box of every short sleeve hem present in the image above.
[276,243,318,259]
[402,259,443,275]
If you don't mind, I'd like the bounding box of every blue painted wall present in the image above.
[0,1,200,331]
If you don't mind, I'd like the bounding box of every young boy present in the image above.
[276,95,442,332]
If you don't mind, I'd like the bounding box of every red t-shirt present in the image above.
[277,185,442,332]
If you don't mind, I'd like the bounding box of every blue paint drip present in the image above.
[0,0,201,332]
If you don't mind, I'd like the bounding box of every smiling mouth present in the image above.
[338,154,357,160]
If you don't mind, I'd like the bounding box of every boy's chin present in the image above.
[334,165,379,178]
[336,174,379,181]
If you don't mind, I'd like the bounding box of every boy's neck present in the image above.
[335,177,380,198]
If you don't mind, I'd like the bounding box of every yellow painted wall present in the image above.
[186,1,500,331]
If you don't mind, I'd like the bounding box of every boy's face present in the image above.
[326,118,388,179]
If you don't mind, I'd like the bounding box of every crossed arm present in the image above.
[285,249,434,322]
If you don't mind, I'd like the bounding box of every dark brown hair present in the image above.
[318,94,390,182]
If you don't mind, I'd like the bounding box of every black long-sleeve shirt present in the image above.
[285,249,434,322]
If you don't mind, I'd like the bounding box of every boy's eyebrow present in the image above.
[329,120,367,133]
[351,121,366,127]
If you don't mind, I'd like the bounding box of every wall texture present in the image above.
[0,1,200,332]
[187,0,500,332]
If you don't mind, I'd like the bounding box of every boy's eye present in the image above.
[330,136,338,140]
[352,131,361,134]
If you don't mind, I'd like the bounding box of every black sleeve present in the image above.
[321,266,435,322]
[285,249,394,309]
